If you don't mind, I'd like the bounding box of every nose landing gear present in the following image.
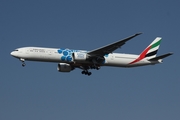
[20,58,26,67]
[22,62,26,67]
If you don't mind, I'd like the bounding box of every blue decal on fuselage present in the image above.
[57,49,73,62]
[57,49,88,62]
[66,56,72,61]
[57,49,64,54]
[63,51,68,56]
[57,48,87,62]
[61,56,66,61]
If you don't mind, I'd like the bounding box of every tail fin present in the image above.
[129,37,162,64]
[143,37,162,59]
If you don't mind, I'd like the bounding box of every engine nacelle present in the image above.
[57,63,74,72]
[73,52,88,61]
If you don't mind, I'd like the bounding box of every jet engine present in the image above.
[57,63,74,72]
[73,52,88,61]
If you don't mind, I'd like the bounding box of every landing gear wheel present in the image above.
[81,71,85,74]
[85,71,88,75]
[96,67,100,70]
[88,72,92,76]
[81,70,92,76]
[22,63,26,67]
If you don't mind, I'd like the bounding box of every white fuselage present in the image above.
[10,47,160,67]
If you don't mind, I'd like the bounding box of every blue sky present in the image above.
[0,0,179,120]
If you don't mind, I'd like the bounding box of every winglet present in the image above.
[131,33,142,39]
[148,52,173,61]
[136,33,143,36]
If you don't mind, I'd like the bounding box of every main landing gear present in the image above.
[20,58,26,67]
[80,65,100,76]
[81,70,92,76]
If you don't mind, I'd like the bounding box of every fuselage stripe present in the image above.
[129,46,151,64]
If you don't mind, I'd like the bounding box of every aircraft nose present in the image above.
[10,51,15,56]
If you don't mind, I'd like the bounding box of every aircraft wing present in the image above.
[87,33,142,56]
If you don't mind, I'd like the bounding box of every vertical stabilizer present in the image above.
[129,37,162,64]
[144,37,162,59]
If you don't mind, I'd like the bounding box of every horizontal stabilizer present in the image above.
[149,53,173,61]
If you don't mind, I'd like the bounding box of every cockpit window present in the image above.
[14,49,19,51]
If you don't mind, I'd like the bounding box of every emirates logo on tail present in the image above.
[129,37,161,64]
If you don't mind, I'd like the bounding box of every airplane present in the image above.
[10,33,173,76]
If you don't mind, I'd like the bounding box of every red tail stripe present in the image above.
[129,46,151,64]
